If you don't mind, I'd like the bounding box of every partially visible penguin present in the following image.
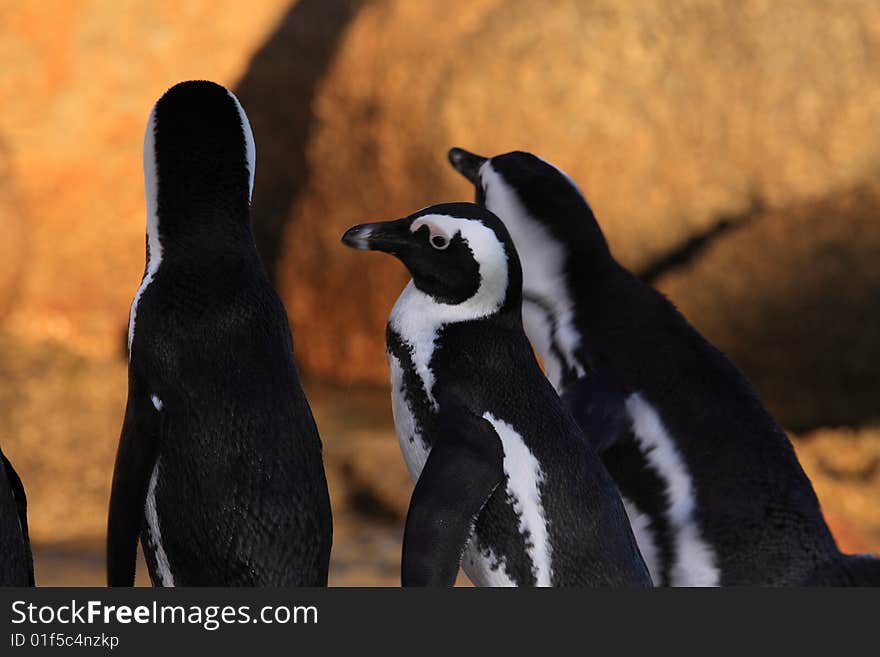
[342,203,651,587]
[107,81,332,586]
[448,147,880,586]
[0,443,33,586]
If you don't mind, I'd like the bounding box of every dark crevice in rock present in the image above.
[637,194,766,285]
[818,456,880,483]
[233,0,365,283]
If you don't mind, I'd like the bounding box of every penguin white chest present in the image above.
[387,352,430,482]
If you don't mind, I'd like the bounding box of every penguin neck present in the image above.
[151,203,257,265]
[391,279,520,341]
[144,113,258,266]
[482,174,613,390]
[519,233,614,392]
[390,277,521,408]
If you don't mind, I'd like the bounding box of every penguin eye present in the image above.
[411,217,453,249]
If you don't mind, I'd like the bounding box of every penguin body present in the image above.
[0,446,33,586]
[343,203,651,587]
[449,147,877,586]
[107,81,332,587]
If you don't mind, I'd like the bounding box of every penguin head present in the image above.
[144,80,256,257]
[341,202,523,316]
[448,148,612,289]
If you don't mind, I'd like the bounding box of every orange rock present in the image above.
[0,0,292,356]
[657,182,880,431]
[277,0,880,383]
[823,510,867,556]
[792,427,880,555]
[2,0,880,398]
[0,146,26,321]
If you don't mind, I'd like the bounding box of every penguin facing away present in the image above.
[107,81,332,586]
[0,444,33,586]
[449,147,880,586]
[342,202,651,586]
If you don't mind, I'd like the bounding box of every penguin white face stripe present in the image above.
[390,214,509,406]
[127,108,163,359]
[480,162,584,389]
[227,91,256,202]
[411,215,454,247]
[483,413,552,587]
[145,459,175,587]
[625,393,719,586]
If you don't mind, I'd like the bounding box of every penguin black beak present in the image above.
[341,218,413,255]
[340,224,376,251]
[448,147,488,184]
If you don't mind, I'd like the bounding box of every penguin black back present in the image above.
[0,445,33,586]
[108,81,331,587]
[449,147,873,586]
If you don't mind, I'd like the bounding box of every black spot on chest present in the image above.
[386,328,436,448]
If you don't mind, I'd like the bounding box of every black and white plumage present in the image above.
[342,203,651,587]
[449,147,880,586]
[0,444,33,586]
[107,80,332,587]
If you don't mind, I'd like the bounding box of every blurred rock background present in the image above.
[0,0,877,585]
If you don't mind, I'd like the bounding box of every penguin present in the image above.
[448,146,880,586]
[107,81,332,587]
[0,444,33,586]
[341,202,652,587]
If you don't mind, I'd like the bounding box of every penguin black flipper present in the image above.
[0,450,33,586]
[107,375,160,587]
[561,370,630,454]
[402,406,505,587]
